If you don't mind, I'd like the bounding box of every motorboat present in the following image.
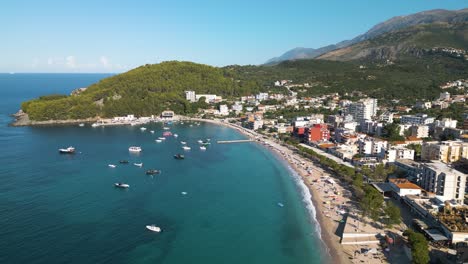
[200,146,206,151]
[78,123,85,127]
[182,146,191,150]
[174,154,185,160]
[146,169,161,175]
[140,127,147,131]
[174,134,178,138]
[91,123,100,127]
[129,146,142,152]
[150,130,155,134]
[163,131,172,136]
[158,137,166,140]
[119,160,129,164]
[181,192,187,195]
[155,139,162,143]
[163,127,170,130]
[114,183,129,188]
[108,164,116,168]
[134,163,143,167]
[197,140,203,144]
[277,202,284,207]
[59,147,75,154]
[180,141,186,145]
[146,225,161,232]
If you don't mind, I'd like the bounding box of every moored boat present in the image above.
[158,137,166,140]
[114,183,129,188]
[119,160,129,164]
[134,163,143,167]
[78,123,85,127]
[108,164,116,168]
[129,146,142,152]
[180,141,186,145]
[174,154,185,160]
[59,147,75,154]
[146,225,161,232]
[140,127,147,131]
[150,130,155,134]
[174,134,178,138]
[146,169,161,175]
[155,139,162,143]
[200,146,206,150]
[182,146,191,150]
[163,127,170,130]
[163,131,172,136]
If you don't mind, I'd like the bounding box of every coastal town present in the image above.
[56,77,468,264]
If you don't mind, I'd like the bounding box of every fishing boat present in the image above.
[174,154,185,160]
[182,146,191,150]
[146,169,161,175]
[134,163,143,167]
[119,160,129,164]
[114,183,129,188]
[108,164,116,168]
[200,146,206,151]
[59,147,75,154]
[145,225,161,232]
[129,146,142,152]
[155,139,162,143]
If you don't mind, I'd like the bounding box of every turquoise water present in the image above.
[0,74,326,264]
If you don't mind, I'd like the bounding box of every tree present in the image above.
[360,185,384,222]
[404,229,430,264]
[384,202,402,227]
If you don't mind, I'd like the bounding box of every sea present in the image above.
[0,73,327,264]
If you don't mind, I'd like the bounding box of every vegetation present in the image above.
[360,185,385,222]
[384,202,402,227]
[403,229,430,264]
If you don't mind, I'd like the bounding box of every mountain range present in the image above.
[266,8,468,64]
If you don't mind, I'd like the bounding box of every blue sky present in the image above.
[1,0,466,73]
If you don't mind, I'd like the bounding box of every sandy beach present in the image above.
[185,117,351,264]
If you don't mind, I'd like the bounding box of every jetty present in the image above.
[217,139,254,144]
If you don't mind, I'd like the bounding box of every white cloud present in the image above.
[47,57,54,65]
[100,56,110,68]
[65,56,76,68]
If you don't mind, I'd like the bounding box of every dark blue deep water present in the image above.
[0,74,325,264]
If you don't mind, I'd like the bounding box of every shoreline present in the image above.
[186,117,349,264]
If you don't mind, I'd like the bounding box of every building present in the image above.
[422,141,468,163]
[306,124,330,143]
[160,110,175,120]
[184,90,196,102]
[379,111,394,123]
[440,92,451,101]
[255,93,269,101]
[195,94,218,103]
[394,159,424,183]
[401,114,435,125]
[358,137,388,157]
[415,101,432,110]
[386,147,415,162]
[419,161,466,203]
[410,125,429,139]
[389,178,422,197]
[434,118,458,129]
[231,102,243,112]
[219,105,229,116]
[347,98,378,122]
[360,120,383,136]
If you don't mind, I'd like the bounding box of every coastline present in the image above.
[185,117,349,264]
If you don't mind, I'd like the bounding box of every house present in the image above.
[389,178,422,197]
[160,110,175,120]
[305,124,330,143]
[422,141,468,163]
[386,146,415,162]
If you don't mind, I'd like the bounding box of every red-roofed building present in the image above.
[306,124,330,143]
[389,178,422,197]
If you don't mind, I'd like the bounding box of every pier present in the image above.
[217,139,254,144]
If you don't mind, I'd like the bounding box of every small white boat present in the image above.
[277,202,284,207]
[197,140,203,144]
[150,130,155,134]
[163,127,170,130]
[108,164,116,168]
[129,146,142,152]
[158,137,166,140]
[181,192,187,195]
[146,225,161,232]
[78,123,85,127]
[200,146,206,151]
[140,127,147,131]
[206,139,211,142]
[174,134,178,138]
[91,123,100,127]
[114,183,129,188]
[182,146,191,150]
[134,163,143,167]
[180,141,186,145]
[155,139,162,143]
[59,147,75,154]
[189,124,193,127]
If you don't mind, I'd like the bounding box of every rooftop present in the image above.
[422,160,466,176]
[389,178,422,190]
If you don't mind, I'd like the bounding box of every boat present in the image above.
[78,123,85,127]
[119,160,129,164]
[150,130,155,134]
[158,137,166,140]
[173,134,178,138]
[59,146,75,154]
[114,183,129,188]
[277,202,284,207]
[163,127,170,130]
[182,146,191,150]
[155,139,162,143]
[174,154,185,160]
[163,131,172,136]
[180,141,186,145]
[91,123,100,127]
[129,146,142,152]
[108,164,116,168]
[140,127,147,131]
[181,192,187,195]
[200,146,206,150]
[146,225,161,232]
[146,169,161,175]
[197,140,203,144]
[134,163,143,167]
[206,139,211,142]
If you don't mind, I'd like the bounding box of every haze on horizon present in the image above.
[1,0,466,73]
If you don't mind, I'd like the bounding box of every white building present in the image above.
[389,178,422,197]
[256,93,269,101]
[347,98,378,123]
[185,90,196,102]
[358,137,388,157]
[439,92,450,101]
[231,102,243,112]
[434,118,458,129]
[419,161,466,203]
[195,94,218,103]
[410,125,429,138]
[401,114,435,125]
[379,111,394,123]
[219,105,229,116]
[361,120,384,136]
[386,146,415,162]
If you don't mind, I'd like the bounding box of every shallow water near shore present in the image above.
[0,74,326,264]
